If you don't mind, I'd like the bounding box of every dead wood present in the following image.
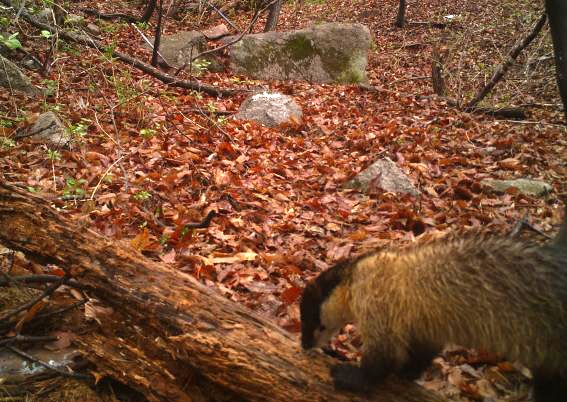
[0,182,447,402]
[0,0,238,97]
[466,12,547,109]
[82,0,157,23]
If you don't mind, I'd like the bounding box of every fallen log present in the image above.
[0,182,446,402]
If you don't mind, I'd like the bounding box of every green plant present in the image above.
[191,90,203,100]
[159,234,170,245]
[63,177,87,196]
[110,71,139,104]
[100,23,120,34]
[68,122,88,138]
[191,59,211,76]
[206,101,218,113]
[217,116,228,125]
[40,30,52,39]
[139,128,156,139]
[102,43,117,61]
[0,16,10,26]
[0,137,15,149]
[0,32,22,50]
[46,148,61,161]
[26,186,40,193]
[0,119,14,128]
[61,41,82,56]
[135,21,149,30]
[133,190,151,201]
[41,79,58,96]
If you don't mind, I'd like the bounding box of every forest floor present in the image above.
[1,0,566,400]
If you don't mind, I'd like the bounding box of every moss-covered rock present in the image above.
[229,23,371,84]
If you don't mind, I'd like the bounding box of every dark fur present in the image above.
[300,258,353,349]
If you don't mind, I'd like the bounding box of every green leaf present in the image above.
[40,30,52,39]
[2,32,22,49]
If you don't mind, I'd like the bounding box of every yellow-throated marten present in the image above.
[300,212,567,402]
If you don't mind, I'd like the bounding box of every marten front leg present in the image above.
[331,348,399,393]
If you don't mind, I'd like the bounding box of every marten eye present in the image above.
[319,325,326,331]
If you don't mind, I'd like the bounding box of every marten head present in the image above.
[300,259,354,349]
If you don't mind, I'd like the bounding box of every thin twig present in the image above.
[0,275,67,323]
[0,274,83,288]
[36,299,87,320]
[184,210,217,229]
[0,335,57,347]
[179,0,277,73]
[0,0,238,97]
[391,76,429,85]
[6,346,90,380]
[90,155,124,200]
[509,214,553,240]
[466,12,547,109]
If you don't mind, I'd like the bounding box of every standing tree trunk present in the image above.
[140,0,158,22]
[431,45,446,96]
[264,0,283,32]
[545,0,567,122]
[151,0,164,67]
[395,0,406,28]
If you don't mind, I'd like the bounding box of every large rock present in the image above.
[344,157,419,196]
[481,178,552,197]
[234,92,302,127]
[36,8,54,24]
[146,31,222,72]
[0,55,39,96]
[16,112,72,146]
[229,23,371,84]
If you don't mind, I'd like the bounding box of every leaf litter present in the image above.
[0,0,566,400]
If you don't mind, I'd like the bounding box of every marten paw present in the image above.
[331,364,373,393]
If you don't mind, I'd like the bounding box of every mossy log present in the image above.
[0,182,446,402]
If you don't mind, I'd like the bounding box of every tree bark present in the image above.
[431,45,446,96]
[0,182,447,402]
[264,0,283,32]
[395,0,406,28]
[151,0,164,67]
[545,0,567,122]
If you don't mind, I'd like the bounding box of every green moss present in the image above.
[233,27,368,84]
[336,68,365,84]
[285,34,315,61]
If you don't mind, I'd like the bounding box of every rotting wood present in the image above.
[0,182,447,402]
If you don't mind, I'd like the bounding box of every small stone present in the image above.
[234,92,303,127]
[0,54,40,96]
[481,178,552,197]
[85,23,101,36]
[344,157,419,196]
[17,112,72,147]
[36,8,54,24]
[203,24,230,40]
[65,14,86,27]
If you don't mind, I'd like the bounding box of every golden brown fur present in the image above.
[300,226,567,401]
[348,235,567,373]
